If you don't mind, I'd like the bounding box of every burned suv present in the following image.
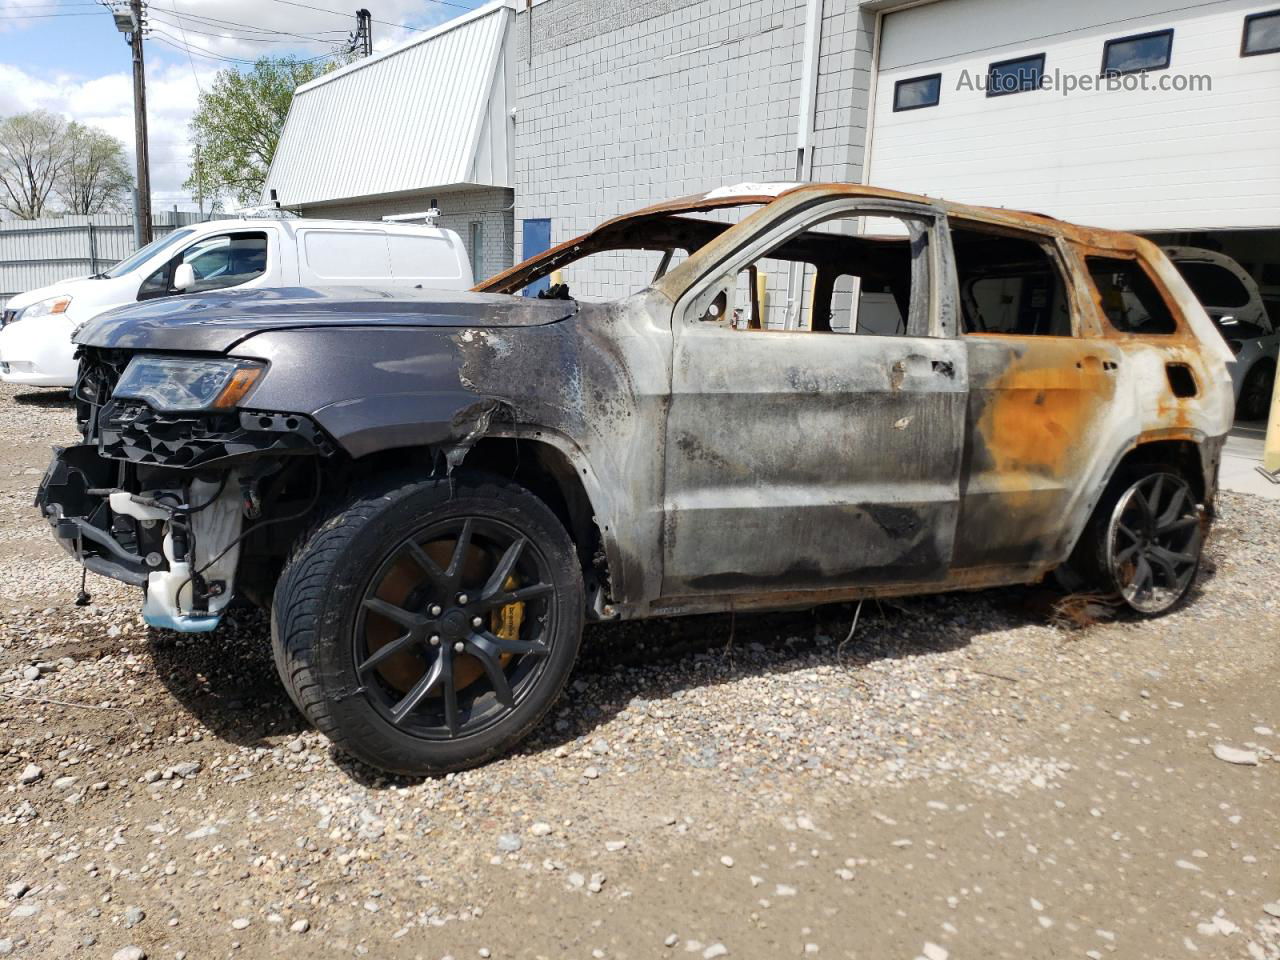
[38,184,1234,774]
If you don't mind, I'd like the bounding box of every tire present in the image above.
[271,470,584,774]
[1059,465,1203,616]
[1237,359,1275,422]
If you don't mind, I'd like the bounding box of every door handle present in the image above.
[1077,356,1119,373]
[891,354,956,387]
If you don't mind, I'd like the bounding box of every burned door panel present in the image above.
[662,327,967,596]
[954,336,1119,569]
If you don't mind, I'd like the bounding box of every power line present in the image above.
[0,10,109,17]
[2,0,482,35]
[160,0,205,102]
[1,2,106,8]
[148,9,346,44]
[148,27,342,64]
[150,8,348,38]
[150,15,337,43]
[256,0,472,33]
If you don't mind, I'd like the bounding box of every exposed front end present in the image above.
[37,347,332,631]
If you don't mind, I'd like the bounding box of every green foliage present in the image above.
[185,56,345,207]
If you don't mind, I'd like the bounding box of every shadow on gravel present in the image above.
[142,574,1199,789]
[12,389,74,408]
[146,607,308,748]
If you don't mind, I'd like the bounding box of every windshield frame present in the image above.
[101,228,198,279]
[474,192,786,296]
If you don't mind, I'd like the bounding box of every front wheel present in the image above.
[271,471,584,774]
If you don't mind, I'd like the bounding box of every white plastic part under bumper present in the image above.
[108,473,244,633]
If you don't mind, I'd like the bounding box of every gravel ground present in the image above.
[2,380,1278,960]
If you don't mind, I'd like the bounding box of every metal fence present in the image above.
[0,212,208,308]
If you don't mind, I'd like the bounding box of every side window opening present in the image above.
[951,223,1072,336]
[712,213,932,336]
[547,247,680,302]
[502,214,732,300]
[138,231,269,300]
[1086,256,1178,335]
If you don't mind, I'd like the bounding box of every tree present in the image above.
[185,56,343,207]
[0,110,69,219]
[56,123,133,215]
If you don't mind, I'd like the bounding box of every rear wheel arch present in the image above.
[1106,438,1208,504]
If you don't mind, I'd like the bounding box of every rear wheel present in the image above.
[1238,359,1275,422]
[271,471,583,774]
[1062,467,1203,615]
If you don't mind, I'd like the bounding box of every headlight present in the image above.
[10,295,73,324]
[113,356,265,411]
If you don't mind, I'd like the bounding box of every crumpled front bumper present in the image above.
[37,443,152,586]
[36,444,245,632]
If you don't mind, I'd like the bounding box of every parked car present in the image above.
[0,217,473,388]
[36,183,1233,774]
[1163,246,1277,421]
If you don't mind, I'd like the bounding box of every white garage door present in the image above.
[865,0,1280,231]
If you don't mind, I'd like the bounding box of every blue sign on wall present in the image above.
[521,218,551,297]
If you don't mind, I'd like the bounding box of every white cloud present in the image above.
[0,0,476,209]
[0,60,215,208]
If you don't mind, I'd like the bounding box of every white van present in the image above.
[0,217,474,388]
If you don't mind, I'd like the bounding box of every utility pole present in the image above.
[351,9,371,58]
[114,0,152,244]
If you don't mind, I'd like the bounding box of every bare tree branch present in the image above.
[0,110,71,218]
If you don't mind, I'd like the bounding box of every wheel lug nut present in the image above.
[453,641,465,653]
[472,616,483,628]
[429,604,442,616]
[429,635,440,646]
[457,593,469,605]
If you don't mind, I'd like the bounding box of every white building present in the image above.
[266,0,1280,300]
[264,1,516,282]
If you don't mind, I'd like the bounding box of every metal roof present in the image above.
[264,0,514,208]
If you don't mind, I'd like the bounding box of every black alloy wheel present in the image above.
[1104,472,1202,614]
[355,517,557,739]
[271,471,584,774]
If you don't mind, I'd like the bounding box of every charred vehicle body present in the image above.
[37,184,1234,773]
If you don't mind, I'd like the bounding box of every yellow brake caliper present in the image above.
[452,575,523,690]
[490,575,524,662]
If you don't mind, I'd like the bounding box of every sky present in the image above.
[0,0,485,211]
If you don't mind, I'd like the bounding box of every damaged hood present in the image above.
[74,285,578,353]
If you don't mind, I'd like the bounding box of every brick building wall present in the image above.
[301,186,515,284]
[511,0,876,302]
